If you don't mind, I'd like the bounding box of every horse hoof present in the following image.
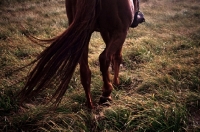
[99,96,112,106]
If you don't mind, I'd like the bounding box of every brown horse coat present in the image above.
[18,0,144,109]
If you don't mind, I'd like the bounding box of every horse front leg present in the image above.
[79,44,93,109]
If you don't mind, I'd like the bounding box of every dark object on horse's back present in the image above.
[131,11,145,28]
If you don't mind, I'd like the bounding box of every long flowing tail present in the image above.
[18,0,97,106]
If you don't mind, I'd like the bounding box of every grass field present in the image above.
[0,0,200,131]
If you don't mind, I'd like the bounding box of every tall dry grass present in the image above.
[0,0,200,131]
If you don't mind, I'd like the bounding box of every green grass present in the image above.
[0,0,200,131]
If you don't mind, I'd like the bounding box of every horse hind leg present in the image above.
[79,42,93,109]
[99,31,127,104]
[101,32,122,86]
[112,48,122,86]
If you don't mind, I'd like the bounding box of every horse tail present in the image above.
[19,24,59,47]
[18,0,97,106]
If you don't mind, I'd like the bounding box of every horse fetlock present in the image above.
[86,101,94,109]
[102,82,113,96]
[113,77,120,86]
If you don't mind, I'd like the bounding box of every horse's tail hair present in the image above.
[17,0,97,107]
[19,24,58,48]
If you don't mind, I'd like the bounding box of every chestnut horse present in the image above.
[18,0,144,108]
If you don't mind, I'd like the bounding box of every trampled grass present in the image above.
[0,0,200,131]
